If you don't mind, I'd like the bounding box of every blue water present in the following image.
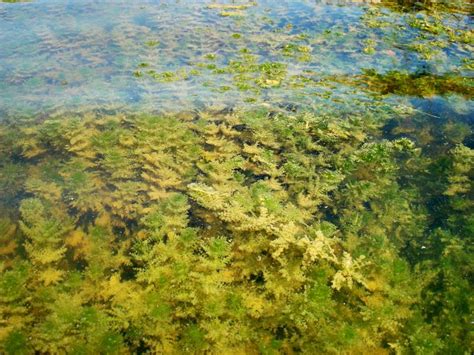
[0,0,472,117]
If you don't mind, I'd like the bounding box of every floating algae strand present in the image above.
[0,0,472,353]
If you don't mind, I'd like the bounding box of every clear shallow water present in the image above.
[0,0,472,117]
[0,2,473,354]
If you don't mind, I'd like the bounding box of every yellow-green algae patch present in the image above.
[0,108,472,354]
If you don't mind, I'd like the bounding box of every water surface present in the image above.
[0,0,472,117]
[0,1,472,354]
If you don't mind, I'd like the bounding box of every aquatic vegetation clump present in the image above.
[208,2,256,17]
[0,0,472,352]
[0,107,471,353]
[379,0,472,13]
[360,69,474,98]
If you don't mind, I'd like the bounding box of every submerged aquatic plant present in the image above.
[358,69,474,98]
[0,106,471,353]
[0,1,473,353]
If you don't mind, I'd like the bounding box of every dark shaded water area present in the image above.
[0,1,472,354]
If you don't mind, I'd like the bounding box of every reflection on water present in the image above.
[0,1,472,354]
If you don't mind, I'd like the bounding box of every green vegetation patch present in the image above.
[0,107,472,353]
[360,69,474,98]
